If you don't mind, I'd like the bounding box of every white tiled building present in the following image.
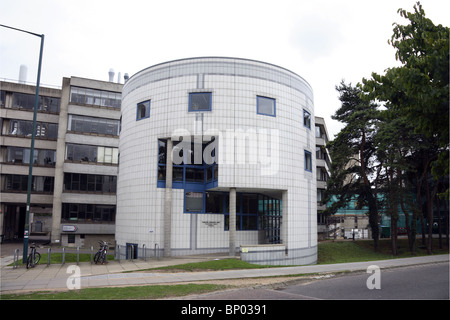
[116,57,317,265]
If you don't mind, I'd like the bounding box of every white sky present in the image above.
[1,0,448,138]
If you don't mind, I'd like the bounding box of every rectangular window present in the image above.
[136,100,150,120]
[6,147,56,166]
[10,120,58,139]
[257,96,276,117]
[303,109,311,129]
[205,192,224,214]
[64,173,117,193]
[70,86,121,109]
[185,191,204,212]
[305,150,312,172]
[3,175,54,193]
[61,203,115,223]
[189,92,212,112]
[68,115,119,136]
[11,92,60,113]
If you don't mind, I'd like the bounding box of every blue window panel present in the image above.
[303,109,311,129]
[257,96,276,117]
[304,150,312,172]
[189,92,212,112]
[136,100,150,120]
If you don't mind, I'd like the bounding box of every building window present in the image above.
[303,109,311,129]
[305,150,312,172]
[6,147,56,166]
[68,234,76,244]
[61,203,116,223]
[3,175,54,193]
[257,96,276,117]
[68,115,119,136]
[66,144,118,164]
[157,138,218,188]
[12,92,60,113]
[189,92,212,112]
[205,192,225,214]
[70,86,121,109]
[64,173,117,193]
[9,120,58,139]
[185,191,204,212]
[136,100,150,120]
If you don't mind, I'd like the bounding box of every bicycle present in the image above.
[26,243,41,269]
[94,241,108,264]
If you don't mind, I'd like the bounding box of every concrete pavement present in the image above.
[1,246,448,294]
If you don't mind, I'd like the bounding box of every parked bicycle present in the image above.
[94,241,109,264]
[26,243,41,269]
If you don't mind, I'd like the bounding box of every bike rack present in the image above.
[116,244,121,262]
[142,244,146,261]
[154,243,160,260]
[47,248,51,266]
[90,246,94,264]
[13,249,19,269]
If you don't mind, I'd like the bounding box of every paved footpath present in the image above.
[1,250,448,294]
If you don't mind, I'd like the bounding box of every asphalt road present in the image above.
[186,262,449,300]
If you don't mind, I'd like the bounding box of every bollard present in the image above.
[143,244,146,261]
[47,248,51,266]
[90,246,93,264]
[117,245,120,262]
[77,247,80,265]
[62,247,65,265]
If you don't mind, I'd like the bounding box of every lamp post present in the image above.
[0,24,44,263]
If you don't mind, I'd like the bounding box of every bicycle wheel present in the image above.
[94,252,101,264]
[100,252,107,264]
[26,254,33,269]
[33,252,41,265]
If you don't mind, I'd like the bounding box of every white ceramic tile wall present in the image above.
[117,58,317,264]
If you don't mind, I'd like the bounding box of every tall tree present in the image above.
[362,2,449,254]
[362,1,449,189]
[326,81,382,252]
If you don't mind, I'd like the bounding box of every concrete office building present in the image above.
[0,76,122,248]
[315,116,332,240]
[52,77,122,247]
[116,57,317,265]
[0,81,60,242]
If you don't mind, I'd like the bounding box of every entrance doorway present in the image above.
[3,205,26,241]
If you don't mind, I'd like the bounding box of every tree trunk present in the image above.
[436,192,442,249]
[391,215,398,255]
[425,180,438,254]
[400,195,416,255]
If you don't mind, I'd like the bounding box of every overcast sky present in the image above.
[1,0,448,138]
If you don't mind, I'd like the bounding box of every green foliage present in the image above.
[328,2,449,255]
[325,82,382,251]
[362,1,449,181]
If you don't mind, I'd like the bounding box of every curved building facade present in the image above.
[116,57,317,265]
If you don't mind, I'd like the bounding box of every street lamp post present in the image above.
[0,24,44,263]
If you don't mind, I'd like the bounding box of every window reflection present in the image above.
[257,96,275,116]
[70,86,121,109]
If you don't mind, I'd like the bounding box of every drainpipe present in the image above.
[229,187,236,256]
[164,138,173,257]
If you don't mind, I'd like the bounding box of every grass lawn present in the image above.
[13,252,115,265]
[318,238,449,264]
[1,283,228,300]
